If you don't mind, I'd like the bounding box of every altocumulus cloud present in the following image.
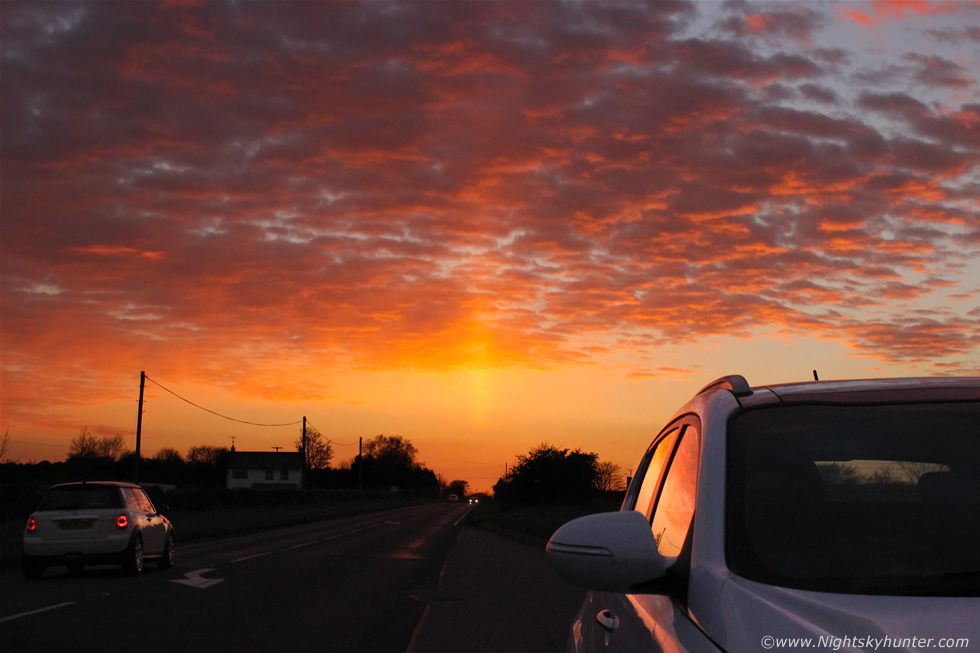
[1,0,979,416]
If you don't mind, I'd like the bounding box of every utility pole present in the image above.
[272,446,283,452]
[135,371,145,483]
[302,416,308,470]
[358,436,363,491]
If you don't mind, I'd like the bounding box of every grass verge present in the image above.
[467,495,623,543]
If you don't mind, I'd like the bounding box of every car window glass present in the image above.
[632,429,679,519]
[123,488,141,510]
[651,426,700,557]
[40,485,120,510]
[726,401,980,595]
[134,489,155,513]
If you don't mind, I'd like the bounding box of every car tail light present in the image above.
[116,515,128,529]
[27,517,37,531]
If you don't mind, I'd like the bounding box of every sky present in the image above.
[2,0,979,492]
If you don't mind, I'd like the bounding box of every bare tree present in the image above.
[153,447,184,464]
[594,461,626,492]
[68,426,100,459]
[66,428,129,462]
[187,445,229,465]
[296,426,334,470]
[0,426,16,462]
[894,460,948,484]
[98,434,127,461]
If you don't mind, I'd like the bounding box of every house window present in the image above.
[280,470,289,481]
[265,469,274,481]
[232,469,247,479]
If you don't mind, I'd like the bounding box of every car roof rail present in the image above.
[698,374,753,397]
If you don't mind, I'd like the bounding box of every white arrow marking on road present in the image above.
[170,568,224,589]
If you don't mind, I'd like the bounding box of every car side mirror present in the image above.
[546,511,670,593]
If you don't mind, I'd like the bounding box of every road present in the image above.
[0,503,584,652]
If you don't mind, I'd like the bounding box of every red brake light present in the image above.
[27,517,37,531]
[116,515,128,529]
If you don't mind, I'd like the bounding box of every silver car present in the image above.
[548,375,980,652]
[22,481,176,578]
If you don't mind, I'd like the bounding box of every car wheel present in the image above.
[124,533,144,575]
[22,555,45,580]
[158,531,175,569]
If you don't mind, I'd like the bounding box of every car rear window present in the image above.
[40,485,123,510]
[726,400,980,596]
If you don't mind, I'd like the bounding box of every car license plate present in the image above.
[57,518,95,530]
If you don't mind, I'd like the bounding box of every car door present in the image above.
[573,417,714,652]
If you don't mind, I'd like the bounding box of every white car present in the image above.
[22,481,176,578]
[548,375,980,652]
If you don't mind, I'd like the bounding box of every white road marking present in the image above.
[288,540,319,550]
[0,602,76,624]
[230,551,273,563]
[170,568,224,589]
[453,506,475,527]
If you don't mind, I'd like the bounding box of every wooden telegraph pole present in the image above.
[302,416,308,470]
[135,370,145,483]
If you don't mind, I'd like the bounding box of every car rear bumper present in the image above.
[22,532,132,564]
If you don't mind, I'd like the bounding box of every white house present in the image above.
[227,451,304,489]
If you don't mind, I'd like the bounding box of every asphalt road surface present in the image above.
[0,503,585,653]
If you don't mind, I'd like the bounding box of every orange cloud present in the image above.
[2,0,978,452]
[838,0,966,25]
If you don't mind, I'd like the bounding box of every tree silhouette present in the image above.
[296,425,334,470]
[447,479,469,498]
[67,427,128,462]
[594,461,626,492]
[495,443,598,507]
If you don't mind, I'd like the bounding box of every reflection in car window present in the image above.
[133,489,155,513]
[651,426,700,557]
[631,429,679,519]
[123,488,141,510]
[726,401,980,595]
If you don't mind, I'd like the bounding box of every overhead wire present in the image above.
[144,375,303,427]
[304,419,356,446]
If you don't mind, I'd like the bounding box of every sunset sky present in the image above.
[2,0,978,492]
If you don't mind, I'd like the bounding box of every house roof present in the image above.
[228,451,304,471]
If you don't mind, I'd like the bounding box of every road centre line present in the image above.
[0,602,76,624]
[288,540,319,550]
[454,506,475,527]
[230,551,273,563]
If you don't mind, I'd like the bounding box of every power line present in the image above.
[144,375,303,427]
[304,420,357,446]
